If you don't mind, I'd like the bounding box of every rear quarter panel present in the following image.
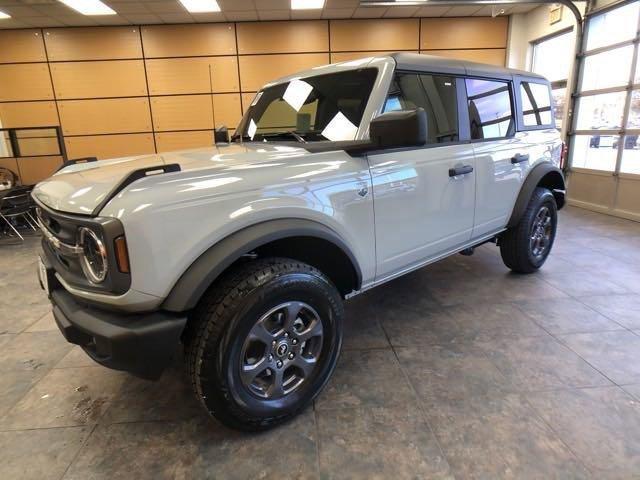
[520,128,562,167]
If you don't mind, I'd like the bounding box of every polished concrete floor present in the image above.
[2,205,640,479]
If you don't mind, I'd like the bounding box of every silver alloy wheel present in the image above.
[240,301,324,400]
[530,205,552,259]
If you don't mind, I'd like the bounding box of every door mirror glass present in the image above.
[369,108,427,149]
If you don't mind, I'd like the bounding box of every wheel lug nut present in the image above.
[268,355,273,361]
[292,339,298,345]
[284,332,289,338]
[276,360,283,368]
[288,353,294,359]
[272,341,276,347]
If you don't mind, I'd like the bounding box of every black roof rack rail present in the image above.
[91,163,181,216]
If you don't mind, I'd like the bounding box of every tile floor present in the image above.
[1,205,640,479]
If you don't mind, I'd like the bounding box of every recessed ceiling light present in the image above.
[0,10,11,19]
[58,0,116,16]
[291,0,325,10]
[179,0,221,13]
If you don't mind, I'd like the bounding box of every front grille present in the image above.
[35,202,131,296]
[38,208,61,234]
[37,207,77,245]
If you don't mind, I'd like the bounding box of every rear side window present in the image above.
[384,73,459,144]
[466,78,515,140]
[520,81,553,127]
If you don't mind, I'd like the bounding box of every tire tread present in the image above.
[500,187,557,273]
[183,257,340,431]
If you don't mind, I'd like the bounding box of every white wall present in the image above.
[507,2,584,70]
[593,0,622,8]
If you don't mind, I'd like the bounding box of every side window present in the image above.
[520,81,553,127]
[466,78,515,140]
[384,73,458,144]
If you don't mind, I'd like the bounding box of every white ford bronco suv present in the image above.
[33,53,565,431]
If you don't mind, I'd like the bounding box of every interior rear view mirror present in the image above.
[369,108,427,149]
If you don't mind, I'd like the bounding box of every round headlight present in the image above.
[79,227,108,283]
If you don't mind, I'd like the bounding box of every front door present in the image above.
[370,72,475,280]
[370,144,476,279]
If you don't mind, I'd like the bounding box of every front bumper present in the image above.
[42,260,187,380]
[51,289,186,379]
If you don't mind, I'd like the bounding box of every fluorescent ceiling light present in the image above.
[179,0,221,13]
[58,0,116,15]
[0,10,11,19]
[291,0,325,9]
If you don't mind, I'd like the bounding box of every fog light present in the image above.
[79,227,108,283]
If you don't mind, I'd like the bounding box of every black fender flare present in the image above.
[162,219,362,312]
[507,163,566,228]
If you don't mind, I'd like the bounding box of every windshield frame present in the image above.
[232,58,392,144]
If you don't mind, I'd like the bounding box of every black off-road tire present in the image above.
[183,257,343,431]
[500,187,558,273]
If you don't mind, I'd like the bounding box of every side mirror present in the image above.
[369,107,427,149]
[214,126,229,144]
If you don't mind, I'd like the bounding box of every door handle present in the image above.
[449,165,474,177]
[511,153,530,164]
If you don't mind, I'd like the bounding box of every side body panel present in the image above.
[471,133,531,238]
[469,73,562,238]
[99,149,376,307]
[33,56,563,313]
[368,143,476,279]
[518,128,563,170]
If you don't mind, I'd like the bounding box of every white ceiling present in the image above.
[0,0,538,29]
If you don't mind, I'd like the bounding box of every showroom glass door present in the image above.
[531,28,574,132]
[568,0,640,220]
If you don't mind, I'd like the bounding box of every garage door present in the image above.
[568,0,640,221]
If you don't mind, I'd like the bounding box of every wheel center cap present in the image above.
[276,341,289,358]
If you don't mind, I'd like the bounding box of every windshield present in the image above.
[233,68,378,143]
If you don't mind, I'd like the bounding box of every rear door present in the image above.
[515,78,563,171]
[370,72,476,279]
[465,77,530,238]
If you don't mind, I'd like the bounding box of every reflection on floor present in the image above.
[2,205,640,479]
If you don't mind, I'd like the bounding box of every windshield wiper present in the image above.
[261,131,307,143]
[230,133,252,143]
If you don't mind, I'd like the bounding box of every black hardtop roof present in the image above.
[389,52,548,82]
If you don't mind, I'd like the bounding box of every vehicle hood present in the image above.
[32,143,309,215]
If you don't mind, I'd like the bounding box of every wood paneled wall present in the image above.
[0,17,508,181]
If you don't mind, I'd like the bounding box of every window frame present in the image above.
[462,75,517,142]
[371,70,533,152]
[380,69,470,147]
[514,77,556,131]
[235,67,380,143]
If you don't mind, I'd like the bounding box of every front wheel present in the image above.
[184,258,343,431]
[500,187,558,273]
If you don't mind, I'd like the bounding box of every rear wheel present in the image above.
[500,187,557,273]
[184,258,343,431]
